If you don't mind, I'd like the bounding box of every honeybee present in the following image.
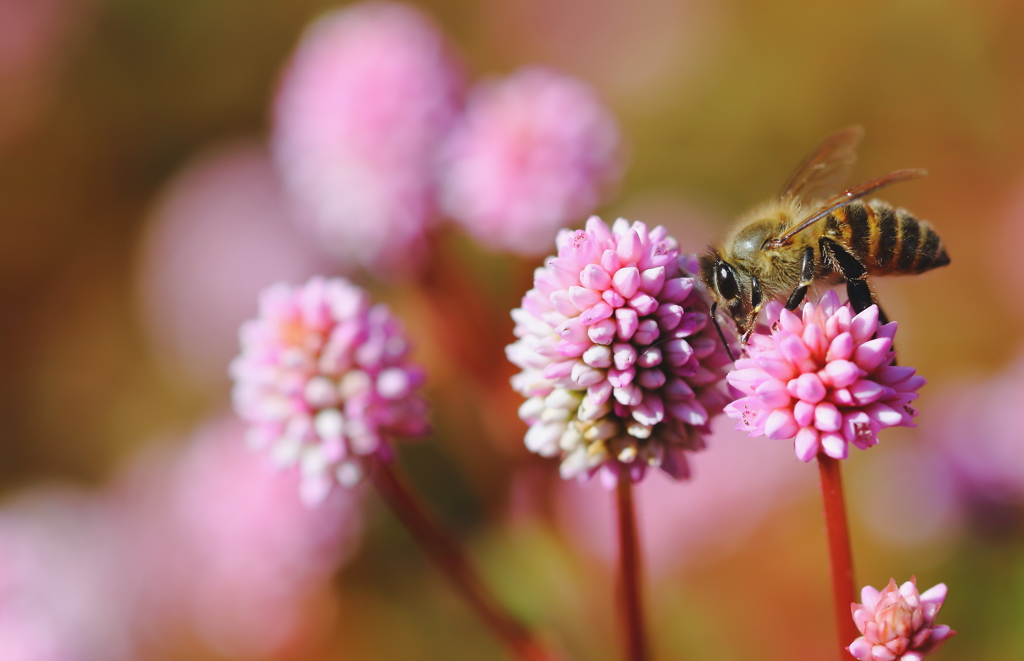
[700,126,949,358]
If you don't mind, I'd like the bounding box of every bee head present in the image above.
[699,250,745,316]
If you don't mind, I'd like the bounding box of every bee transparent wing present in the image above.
[779,126,864,201]
[771,168,927,247]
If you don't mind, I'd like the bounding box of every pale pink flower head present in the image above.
[441,67,622,255]
[230,276,429,504]
[272,1,464,275]
[848,578,955,661]
[507,216,732,485]
[725,291,923,462]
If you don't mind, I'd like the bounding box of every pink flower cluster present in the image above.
[272,2,463,274]
[507,217,731,484]
[441,67,621,256]
[272,2,622,268]
[726,291,923,462]
[230,276,429,504]
[849,578,955,661]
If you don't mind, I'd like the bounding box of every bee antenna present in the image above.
[710,302,736,363]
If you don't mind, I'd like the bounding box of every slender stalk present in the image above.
[615,478,648,661]
[370,458,554,661]
[817,454,859,660]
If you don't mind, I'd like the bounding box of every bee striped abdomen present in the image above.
[865,201,949,275]
[821,201,949,276]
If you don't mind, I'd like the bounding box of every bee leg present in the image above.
[784,247,816,311]
[821,238,899,364]
[820,238,873,313]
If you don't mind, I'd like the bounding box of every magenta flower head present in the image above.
[441,67,622,256]
[506,216,732,485]
[848,578,955,661]
[725,291,923,462]
[272,2,464,275]
[230,276,429,504]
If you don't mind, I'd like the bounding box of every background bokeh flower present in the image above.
[272,1,464,275]
[441,66,622,255]
[136,141,334,391]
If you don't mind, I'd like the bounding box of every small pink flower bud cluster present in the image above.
[725,291,923,462]
[507,217,731,485]
[230,277,429,504]
[849,578,955,661]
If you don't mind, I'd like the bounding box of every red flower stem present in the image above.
[817,454,859,660]
[615,478,649,661]
[370,459,554,661]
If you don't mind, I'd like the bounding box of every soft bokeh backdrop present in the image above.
[1,0,1022,659]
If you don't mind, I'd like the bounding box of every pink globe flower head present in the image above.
[230,276,429,504]
[440,67,622,256]
[272,1,464,275]
[725,290,924,462]
[848,578,955,661]
[506,216,733,485]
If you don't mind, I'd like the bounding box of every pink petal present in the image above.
[617,230,643,263]
[615,307,639,341]
[612,266,641,299]
[794,399,815,427]
[628,292,659,316]
[754,379,791,408]
[580,263,612,290]
[791,372,827,403]
[853,337,893,373]
[850,305,880,344]
[795,426,820,462]
[765,408,799,440]
[827,332,855,362]
[588,318,617,344]
[568,285,602,311]
[825,359,861,389]
[640,266,666,295]
[821,432,848,459]
[602,289,626,308]
[660,277,693,303]
[814,401,842,432]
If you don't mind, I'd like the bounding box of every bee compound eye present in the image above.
[716,263,740,300]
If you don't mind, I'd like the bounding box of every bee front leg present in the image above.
[819,238,873,313]
[784,246,815,311]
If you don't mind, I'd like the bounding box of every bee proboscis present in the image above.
[699,126,950,358]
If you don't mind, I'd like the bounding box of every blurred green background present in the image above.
[1,0,1022,659]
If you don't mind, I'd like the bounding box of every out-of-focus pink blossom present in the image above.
[848,578,955,661]
[231,277,429,503]
[928,352,1024,505]
[555,417,812,576]
[726,291,923,462]
[507,217,732,485]
[272,1,464,275]
[0,490,136,661]
[137,141,333,390]
[441,67,621,255]
[109,416,362,658]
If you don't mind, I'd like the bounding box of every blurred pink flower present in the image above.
[929,351,1024,504]
[272,1,464,275]
[441,67,622,255]
[109,416,362,658]
[0,489,136,661]
[136,141,333,390]
[848,578,955,661]
[555,417,812,576]
[726,291,923,462]
[507,217,731,485]
[231,277,429,504]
